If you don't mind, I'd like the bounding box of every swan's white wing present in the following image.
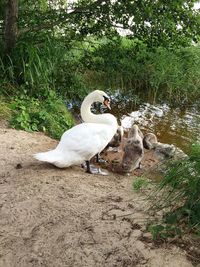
[56,122,114,159]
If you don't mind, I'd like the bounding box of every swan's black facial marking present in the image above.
[103,95,111,110]
[103,95,110,102]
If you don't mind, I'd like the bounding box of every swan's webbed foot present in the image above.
[85,161,108,175]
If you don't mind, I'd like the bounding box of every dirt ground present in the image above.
[0,125,196,267]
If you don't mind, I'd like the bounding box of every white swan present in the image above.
[34,90,118,172]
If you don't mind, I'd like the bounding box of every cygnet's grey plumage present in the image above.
[143,133,158,149]
[122,125,144,173]
[107,126,124,148]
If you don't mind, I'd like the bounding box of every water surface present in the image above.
[67,91,200,154]
[110,94,200,153]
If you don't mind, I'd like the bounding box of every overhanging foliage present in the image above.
[0,0,199,54]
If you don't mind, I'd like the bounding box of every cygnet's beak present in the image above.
[103,99,111,110]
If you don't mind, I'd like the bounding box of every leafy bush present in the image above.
[9,91,74,139]
[149,143,200,238]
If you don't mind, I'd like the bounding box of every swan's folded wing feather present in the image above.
[56,122,113,158]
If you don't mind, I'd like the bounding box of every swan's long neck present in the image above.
[81,93,97,123]
[81,94,105,123]
[80,93,117,128]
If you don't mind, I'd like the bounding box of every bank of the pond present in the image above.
[0,124,198,267]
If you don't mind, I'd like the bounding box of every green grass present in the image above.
[0,37,88,100]
[82,38,200,104]
[1,36,200,105]
[132,176,150,192]
[0,98,12,120]
[148,143,200,238]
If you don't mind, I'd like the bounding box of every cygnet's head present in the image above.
[90,90,111,110]
[128,124,139,138]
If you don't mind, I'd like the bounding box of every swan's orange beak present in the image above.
[103,99,111,110]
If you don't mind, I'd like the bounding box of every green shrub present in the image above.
[9,91,74,139]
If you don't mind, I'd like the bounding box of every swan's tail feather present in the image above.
[34,149,66,168]
[34,151,55,163]
[33,150,60,164]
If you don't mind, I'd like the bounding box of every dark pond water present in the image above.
[110,92,200,154]
[67,91,200,154]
